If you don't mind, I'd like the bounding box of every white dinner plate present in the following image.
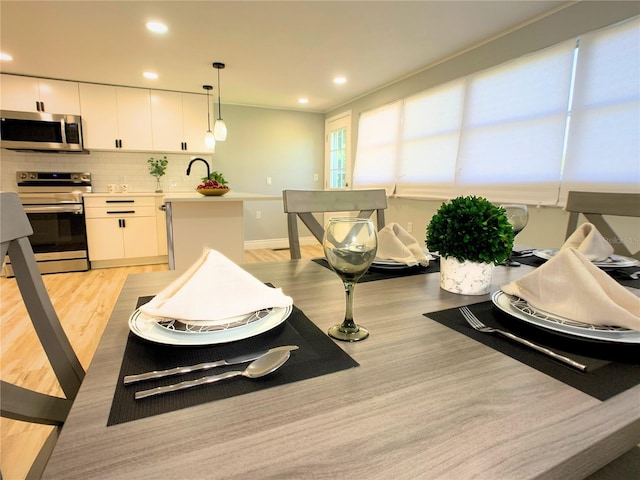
[491,290,640,344]
[371,249,436,269]
[532,249,639,268]
[129,305,293,346]
[370,259,415,270]
[155,308,272,333]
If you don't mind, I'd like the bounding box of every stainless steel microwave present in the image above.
[0,110,86,152]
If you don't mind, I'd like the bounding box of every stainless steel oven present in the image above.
[3,171,92,276]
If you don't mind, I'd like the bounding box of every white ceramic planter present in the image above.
[440,256,494,295]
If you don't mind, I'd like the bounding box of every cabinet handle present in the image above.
[122,218,126,228]
[40,101,45,111]
[107,210,135,214]
[106,200,135,203]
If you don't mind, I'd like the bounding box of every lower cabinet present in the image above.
[84,195,167,267]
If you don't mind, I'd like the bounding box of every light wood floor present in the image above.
[0,245,323,480]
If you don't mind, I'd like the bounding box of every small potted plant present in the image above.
[426,195,514,295]
[148,156,168,192]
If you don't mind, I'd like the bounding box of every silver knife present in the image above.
[123,345,299,384]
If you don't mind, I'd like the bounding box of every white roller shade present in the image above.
[353,101,401,194]
[455,40,576,205]
[560,17,640,204]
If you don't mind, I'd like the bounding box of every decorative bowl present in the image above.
[196,187,230,196]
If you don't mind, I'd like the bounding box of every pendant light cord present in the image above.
[216,68,223,120]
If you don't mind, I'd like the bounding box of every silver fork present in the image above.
[459,306,587,372]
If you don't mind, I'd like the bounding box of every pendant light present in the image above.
[212,62,228,141]
[202,85,216,150]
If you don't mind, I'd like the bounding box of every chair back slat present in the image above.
[565,191,640,259]
[282,189,387,259]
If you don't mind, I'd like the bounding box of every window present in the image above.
[560,16,640,203]
[353,101,401,194]
[328,127,347,189]
[353,16,640,206]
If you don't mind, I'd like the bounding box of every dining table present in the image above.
[43,258,640,479]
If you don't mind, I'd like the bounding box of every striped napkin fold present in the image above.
[502,247,640,331]
[561,222,614,261]
[139,249,293,323]
[376,222,431,266]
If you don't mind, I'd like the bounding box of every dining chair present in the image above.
[282,189,388,259]
[565,191,640,259]
[0,192,85,479]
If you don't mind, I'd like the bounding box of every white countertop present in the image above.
[162,191,281,202]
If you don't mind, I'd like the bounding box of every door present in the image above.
[324,111,351,191]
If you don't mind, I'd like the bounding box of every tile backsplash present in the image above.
[0,150,213,193]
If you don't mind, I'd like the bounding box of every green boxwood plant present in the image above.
[426,195,514,265]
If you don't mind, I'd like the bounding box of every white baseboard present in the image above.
[244,236,319,250]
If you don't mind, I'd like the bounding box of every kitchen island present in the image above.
[162,191,280,271]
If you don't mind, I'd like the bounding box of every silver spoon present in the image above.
[135,349,292,400]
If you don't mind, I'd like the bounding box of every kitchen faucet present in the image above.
[186,158,210,180]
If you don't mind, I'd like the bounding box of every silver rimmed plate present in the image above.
[156,309,272,333]
[370,259,415,270]
[491,290,640,344]
[533,249,639,268]
[129,305,293,346]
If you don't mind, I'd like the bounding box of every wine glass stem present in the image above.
[341,281,358,332]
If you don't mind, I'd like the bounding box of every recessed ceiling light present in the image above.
[143,71,159,80]
[0,52,13,61]
[298,98,309,104]
[333,76,347,85]
[146,21,168,34]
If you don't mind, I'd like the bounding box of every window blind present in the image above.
[352,101,401,194]
[396,80,465,199]
[560,17,640,204]
[454,40,575,205]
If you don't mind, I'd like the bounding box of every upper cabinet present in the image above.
[0,74,81,114]
[79,83,152,150]
[181,92,210,153]
[3,74,211,153]
[150,91,210,153]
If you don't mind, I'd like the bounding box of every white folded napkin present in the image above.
[502,247,640,331]
[376,222,430,266]
[561,222,614,261]
[139,249,293,322]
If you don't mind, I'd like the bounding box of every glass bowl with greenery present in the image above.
[426,195,514,265]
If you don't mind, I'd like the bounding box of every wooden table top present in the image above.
[43,260,640,479]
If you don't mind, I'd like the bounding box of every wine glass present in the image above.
[323,217,377,342]
[500,204,529,266]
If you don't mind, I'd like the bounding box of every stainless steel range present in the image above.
[5,171,92,276]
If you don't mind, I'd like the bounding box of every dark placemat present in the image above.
[425,301,640,401]
[512,252,640,289]
[313,257,439,282]
[108,297,358,426]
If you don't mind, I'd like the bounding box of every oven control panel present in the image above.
[17,171,91,185]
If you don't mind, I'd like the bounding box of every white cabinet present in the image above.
[1,74,80,114]
[150,91,210,152]
[79,84,152,150]
[150,90,184,152]
[84,195,165,265]
[181,92,210,153]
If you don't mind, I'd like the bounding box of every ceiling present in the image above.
[0,1,571,113]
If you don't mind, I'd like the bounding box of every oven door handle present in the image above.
[23,205,84,214]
